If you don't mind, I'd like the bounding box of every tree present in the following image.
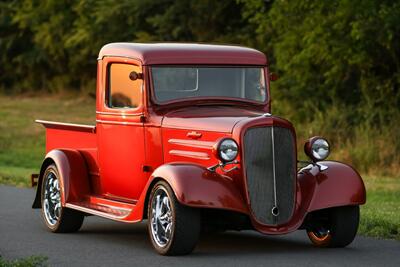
[0,0,253,93]
[242,0,400,125]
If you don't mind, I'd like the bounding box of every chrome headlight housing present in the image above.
[216,138,238,162]
[304,137,330,161]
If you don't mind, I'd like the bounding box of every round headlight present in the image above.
[304,137,330,161]
[217,139,238,162]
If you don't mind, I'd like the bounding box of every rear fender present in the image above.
[306,161,366,212]
[143,163,248,215]
[32,149,90,208]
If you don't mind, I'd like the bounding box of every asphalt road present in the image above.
[0,185,399,267]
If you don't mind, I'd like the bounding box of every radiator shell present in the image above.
[244,126,296,225]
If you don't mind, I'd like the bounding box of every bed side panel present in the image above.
[45,128,100,193]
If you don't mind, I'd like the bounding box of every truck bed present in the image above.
[36,120,99,177]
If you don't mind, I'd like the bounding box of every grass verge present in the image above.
[359,176,400,240]
[0,256,47,267]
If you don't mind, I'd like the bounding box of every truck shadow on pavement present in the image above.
[77,218,338,256]
[198,231,314,255]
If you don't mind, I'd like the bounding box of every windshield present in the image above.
[151,66,266,103]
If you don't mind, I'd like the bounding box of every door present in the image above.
[96,57,147,201]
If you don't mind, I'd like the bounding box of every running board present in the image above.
[66,196,136,221]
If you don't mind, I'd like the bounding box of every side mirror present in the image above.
[129,71,143,81]
[269,72,279,81]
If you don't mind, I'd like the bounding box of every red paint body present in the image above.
[33,43,366,234]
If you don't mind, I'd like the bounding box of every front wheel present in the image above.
[147,181,200,255]
[307,206,360,248]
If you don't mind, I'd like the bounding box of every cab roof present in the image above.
[98,43,267,65]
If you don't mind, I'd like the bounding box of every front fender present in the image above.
[147,163,248,214]
[304,161,366,212]
[32,149,90,208]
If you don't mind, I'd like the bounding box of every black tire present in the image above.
[307,205,359,248]
[147,181,200,255]
[41,164,84,233]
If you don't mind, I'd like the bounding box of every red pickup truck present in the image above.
[32,43,366,255]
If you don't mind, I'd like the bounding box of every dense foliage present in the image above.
[0,0,252,93]
[0,0,399,174]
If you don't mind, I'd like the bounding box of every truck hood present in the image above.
[161,106,264,133]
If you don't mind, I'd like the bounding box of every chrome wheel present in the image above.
[307,206,359,248]
[313,227,330,239]
[150,186,173,248]
[43,171,61,226]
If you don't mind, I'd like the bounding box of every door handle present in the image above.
[187,131,202,139]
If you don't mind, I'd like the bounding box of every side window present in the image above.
[107,63,142,108]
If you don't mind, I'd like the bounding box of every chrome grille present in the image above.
[244,126,296,225]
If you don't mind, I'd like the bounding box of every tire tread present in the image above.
[329,205,359,247]
[148,181,200,255]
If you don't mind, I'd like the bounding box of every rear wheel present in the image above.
[307,206,359,248]
[147,181,200,255]
[41,164,84,233]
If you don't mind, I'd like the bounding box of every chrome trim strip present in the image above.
[35,120,96,133]
[35,120,95,129]
[169,150,210,160]
[271,126,278,212]
[168,138,214,149]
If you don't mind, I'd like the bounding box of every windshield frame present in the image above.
[149,65,269,107]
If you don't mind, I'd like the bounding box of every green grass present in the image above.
[0,256,47,267]
[359,176,400,240]
[0,94,95,186]
[0,165,38,187]
[0,95,399,240]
